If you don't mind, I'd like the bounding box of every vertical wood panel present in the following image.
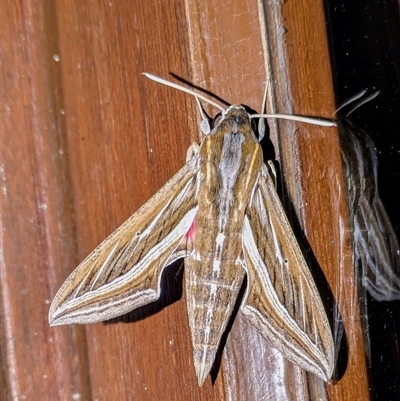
[261,1,370,400]
[2,1,88,400]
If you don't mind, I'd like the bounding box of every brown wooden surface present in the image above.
[261,3,370,400]
[2,0,374,400]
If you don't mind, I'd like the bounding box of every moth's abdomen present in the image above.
[185,256,245,386]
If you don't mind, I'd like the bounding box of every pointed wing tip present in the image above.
[323,338,336,381]
[48,309,89,326]
[48,300,78,326]
[48,304,57,326]
[319,370,332,383]
[314,355,334,382]
[48,316,61,327]
[48,308,63,327]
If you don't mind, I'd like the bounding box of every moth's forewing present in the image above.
[49,157,198,326]
[241,165,334,381]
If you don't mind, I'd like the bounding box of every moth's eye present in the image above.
[213,113,223,127]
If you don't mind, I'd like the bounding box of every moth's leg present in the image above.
[194,97,212,135]
[186,143,200,162]
[266,160,277,188]
[174,260,185,280]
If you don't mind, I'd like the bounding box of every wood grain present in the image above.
[3,0,391,399]
[2,1,89,400]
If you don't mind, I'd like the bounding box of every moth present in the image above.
[49,74,336,386]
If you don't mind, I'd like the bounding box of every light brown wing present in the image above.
[241,165,334,381]
[49,157,198,326]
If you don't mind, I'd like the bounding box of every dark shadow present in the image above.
[243,104,276,161]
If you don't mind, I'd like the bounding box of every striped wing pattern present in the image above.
[241,165,334,381]
[49,157,198,325]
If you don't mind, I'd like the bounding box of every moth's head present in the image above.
[205,104,264,141]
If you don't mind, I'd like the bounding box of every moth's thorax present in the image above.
[197,105,263,212]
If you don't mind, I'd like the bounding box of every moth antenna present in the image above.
[334,90,380,117]
[142,73,225,112]
[345,91,380,118]
[260,79,270,114]
[250,113,337,127]
[144,73,337,127]
[334,89,368,115]
[257,79,270,140]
